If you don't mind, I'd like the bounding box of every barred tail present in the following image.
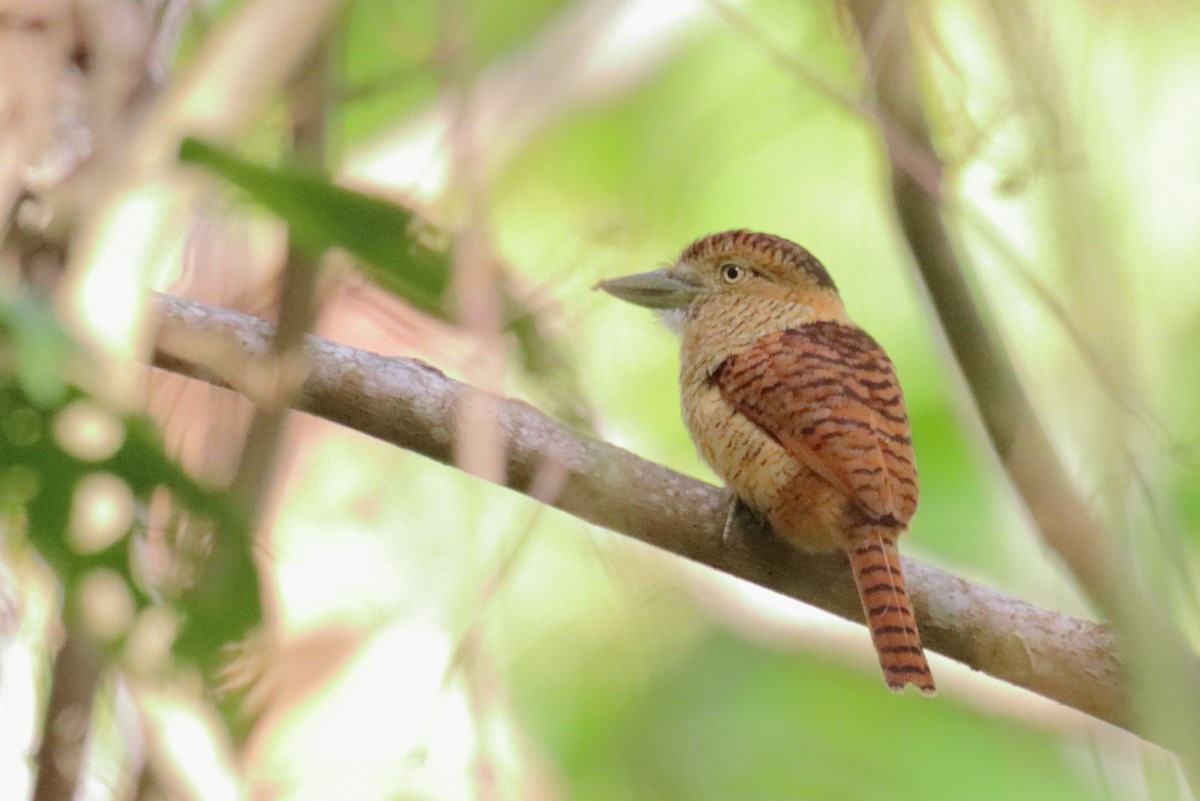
[846,527,936,695]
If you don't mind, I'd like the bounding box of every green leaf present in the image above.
[1,382,258,678]
[179,138,602,431]
[179,136,452,317]
[0,293,260,677]
[0,296,73,406]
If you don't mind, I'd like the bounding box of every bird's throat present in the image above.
[656,307,689,334]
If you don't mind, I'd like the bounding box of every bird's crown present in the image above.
[678,229,837,292]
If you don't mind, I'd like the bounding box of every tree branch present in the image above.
[32,625,102,801]
[843,5,1200,778]
[842,0,1121,615]
[228,29,331,514]
[148,292,1133,733]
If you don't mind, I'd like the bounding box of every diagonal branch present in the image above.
[842,0,1121,615]
[843,4,1200,779]
[149,292,1132,734]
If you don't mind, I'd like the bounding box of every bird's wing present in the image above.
[711,321,918,524]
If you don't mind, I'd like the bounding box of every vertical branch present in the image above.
[441,1,506,484]
[32,625,102,801]
[842,0,1120,616]
[975,0,1200,780]
[841,1,1200,783]
[229,30,332,514]
[215,26,333,749]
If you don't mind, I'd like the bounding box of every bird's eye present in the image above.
[720,263,745,283]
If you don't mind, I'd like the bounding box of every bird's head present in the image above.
[597,230,846,335]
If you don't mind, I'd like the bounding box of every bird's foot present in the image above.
[721,496,766,548]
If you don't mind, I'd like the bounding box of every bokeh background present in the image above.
[3,0,1200,799]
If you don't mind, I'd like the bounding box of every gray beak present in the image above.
[594,268,702,310]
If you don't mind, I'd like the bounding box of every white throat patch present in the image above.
[656,307,687,335]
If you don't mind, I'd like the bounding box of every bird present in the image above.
[597,229,935,695]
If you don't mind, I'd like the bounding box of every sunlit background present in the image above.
[3,0,1200,799]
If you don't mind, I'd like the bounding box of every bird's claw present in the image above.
[721,496,764,547]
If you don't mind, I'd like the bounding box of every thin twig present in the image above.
[229,30,331,515]
[213,29,332,753]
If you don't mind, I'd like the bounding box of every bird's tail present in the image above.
[845,526,936,695]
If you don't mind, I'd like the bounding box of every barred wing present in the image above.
[712,321,918,525]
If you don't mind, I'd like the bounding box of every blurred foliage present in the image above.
[181,136,453,317]
[518,632,1099,801]
[338,0,571,142]
[180,136,595,429]
[0,296,258,677]
[7,0,1200,798]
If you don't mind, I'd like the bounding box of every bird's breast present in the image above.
[681,373,791,504]
[678,327,851,550]
[676,297,811,510]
